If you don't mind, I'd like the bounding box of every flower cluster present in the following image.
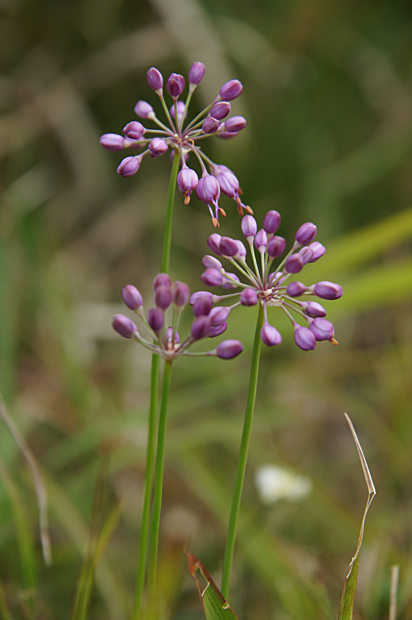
[100,63,251,227]
[197,210,343,350]
[112,274,243,361]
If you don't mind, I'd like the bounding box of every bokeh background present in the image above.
[1,0,412,618]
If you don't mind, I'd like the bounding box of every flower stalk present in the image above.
[221,303,264,599]
[132,149,180,620]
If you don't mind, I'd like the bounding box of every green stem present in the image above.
[132,354,160,620]
[161,151,180,274]
[132,151,179,620]
[221,303,264,600]
[146,361,173,606]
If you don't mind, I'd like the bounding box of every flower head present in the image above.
[112,277,243,361]
[199,210,343,350]
[100,63,251,227]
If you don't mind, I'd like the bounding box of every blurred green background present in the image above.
[1,0,412,618]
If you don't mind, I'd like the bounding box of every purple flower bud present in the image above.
[117,156,140,177]
[122,121,145,140]
[219,79,243,101]
[201,268,223,287]
[222,273,240,289]
[235,240,247,259]
[286,281,307,297]
[240,288,258,306]
[188,61,205,85]
[263,210,281,234]
[154,285,172,310]
[302,301,326,318]
[209,306,229,325]
[299,246,314,265]
[209,322,228,338]
[147,307,164,333]
[313,281,343,300]
[177,168,198,204]
[122,285,143,310]
[309,318,335,341]
[224,116,247,132]
[202,116,221,134]
[207,233,222,255]
[193,294,212,317]
[171,281,190,307]
[220,236,239,257]
[153,273,171,290]
[254,229,267,251]
[296,222,317,245]
[134,100,154,119]
[202,255,222,270]
[196,175,220,204]
[100,133,125,151]
[215,168,239,198]
[260,323,282,346]
[294,326,316,351]
[170,100,187,121]
[191,315,212,340]
[190,291,213,306]
[147,67,163,91]
[307,241,326,263]
[284,254,304,274]
[216,339,243,359]
[167,73,185,98]
[112,314,137,339]
[217,130,238,139]
[241,215,257,238]
[267,236,286,259]
[149,138,168,157]
[210,101,231,120]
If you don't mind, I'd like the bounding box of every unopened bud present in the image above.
[112,314,137,339]
[216,340,243,359]
[100,133,125,151]
[147,67,163,91]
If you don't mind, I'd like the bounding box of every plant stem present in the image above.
[221,303,264,600]
[161,149,180,273]
[132,151,179,620]
[146,361,173,607]
[132,354,160,620]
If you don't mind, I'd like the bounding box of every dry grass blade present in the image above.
[343,413,376,577]
[338,414,377,620]
[0,392,52,566]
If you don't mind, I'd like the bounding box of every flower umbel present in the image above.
[200,211,343,350]
[112,276,243,360]
[100,63,251,227]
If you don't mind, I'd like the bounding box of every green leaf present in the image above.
[338,555,359,620]
[187,553,239,620]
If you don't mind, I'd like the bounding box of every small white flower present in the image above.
[255,464,312,504]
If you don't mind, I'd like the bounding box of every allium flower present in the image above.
[112,276,243,361]
[199,211,343,350]
[100,63,251,227]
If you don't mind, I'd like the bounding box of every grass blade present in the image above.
[187,553,239,620]
[0,392,52,566]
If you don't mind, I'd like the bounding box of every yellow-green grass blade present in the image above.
[188,553,239,620]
